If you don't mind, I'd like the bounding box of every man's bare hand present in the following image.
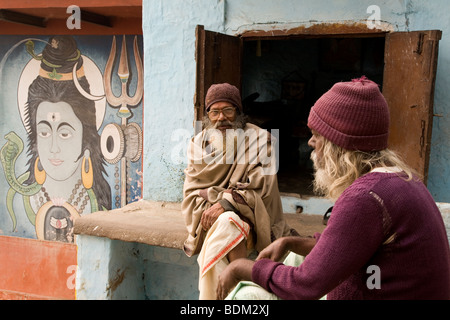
[257,236,317,261]
[216,261,240,300]
[256,237,290,262]
[201,202,225,230]
[216,259,254,300]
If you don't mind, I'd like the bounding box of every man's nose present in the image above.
[308,136,315,149]
[217,111,226,121]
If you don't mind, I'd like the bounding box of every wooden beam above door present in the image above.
[240,22,387,40]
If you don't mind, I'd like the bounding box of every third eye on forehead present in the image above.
[47,112,61,123]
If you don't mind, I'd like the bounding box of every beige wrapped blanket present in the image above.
[182,123,292,257]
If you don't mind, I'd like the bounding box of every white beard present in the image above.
[208,129,237,154]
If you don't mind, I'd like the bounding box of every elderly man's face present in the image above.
[207,101,237,132]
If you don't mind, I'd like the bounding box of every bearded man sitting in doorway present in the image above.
[182,83,295,299]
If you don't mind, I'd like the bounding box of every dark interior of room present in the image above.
[241,36,385,195]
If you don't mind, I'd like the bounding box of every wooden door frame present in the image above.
[383,30,442,183]
[194,25,243,125]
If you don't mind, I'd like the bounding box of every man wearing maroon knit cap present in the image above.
[217,77,450,300]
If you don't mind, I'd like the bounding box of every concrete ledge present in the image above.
[73,200,326,250]
[74,200,188,249]
[285,213,326,237]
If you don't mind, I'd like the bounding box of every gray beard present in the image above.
[208,129,237,153]
[203,114,247,153]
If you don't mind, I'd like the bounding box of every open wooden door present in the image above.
[383,30,441,184]
[194,25,242,124]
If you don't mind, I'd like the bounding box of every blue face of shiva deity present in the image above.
[36,101,83,182]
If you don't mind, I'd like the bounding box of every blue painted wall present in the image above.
[142,0,450,203]
[76,235,199,300]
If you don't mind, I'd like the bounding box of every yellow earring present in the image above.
[82,151,94,189]
[34,157,46,185]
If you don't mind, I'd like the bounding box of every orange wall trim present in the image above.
[0,235,77,300]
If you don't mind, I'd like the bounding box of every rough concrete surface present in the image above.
[74,200,326,250]
[74,200,188,249]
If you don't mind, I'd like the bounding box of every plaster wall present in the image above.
[142,0,225,202]
[75,235,199,300]
[142,0,450,203]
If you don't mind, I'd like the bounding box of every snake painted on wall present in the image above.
[0,131,42,230]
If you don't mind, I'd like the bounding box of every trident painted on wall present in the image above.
[101,35,143,208]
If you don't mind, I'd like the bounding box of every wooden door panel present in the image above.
[383,30,441,183]
[195,25,242,123]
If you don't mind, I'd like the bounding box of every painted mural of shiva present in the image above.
[0,36,111,242]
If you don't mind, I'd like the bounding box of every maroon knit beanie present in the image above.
[307,76,390,152]
[205,83,243,113]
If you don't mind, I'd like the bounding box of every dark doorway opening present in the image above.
[195,26,441,194]
[241,37,386,195]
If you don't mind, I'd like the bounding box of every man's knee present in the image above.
[216,210,237,224]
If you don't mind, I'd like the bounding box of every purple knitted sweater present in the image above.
[252,172,450,299]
